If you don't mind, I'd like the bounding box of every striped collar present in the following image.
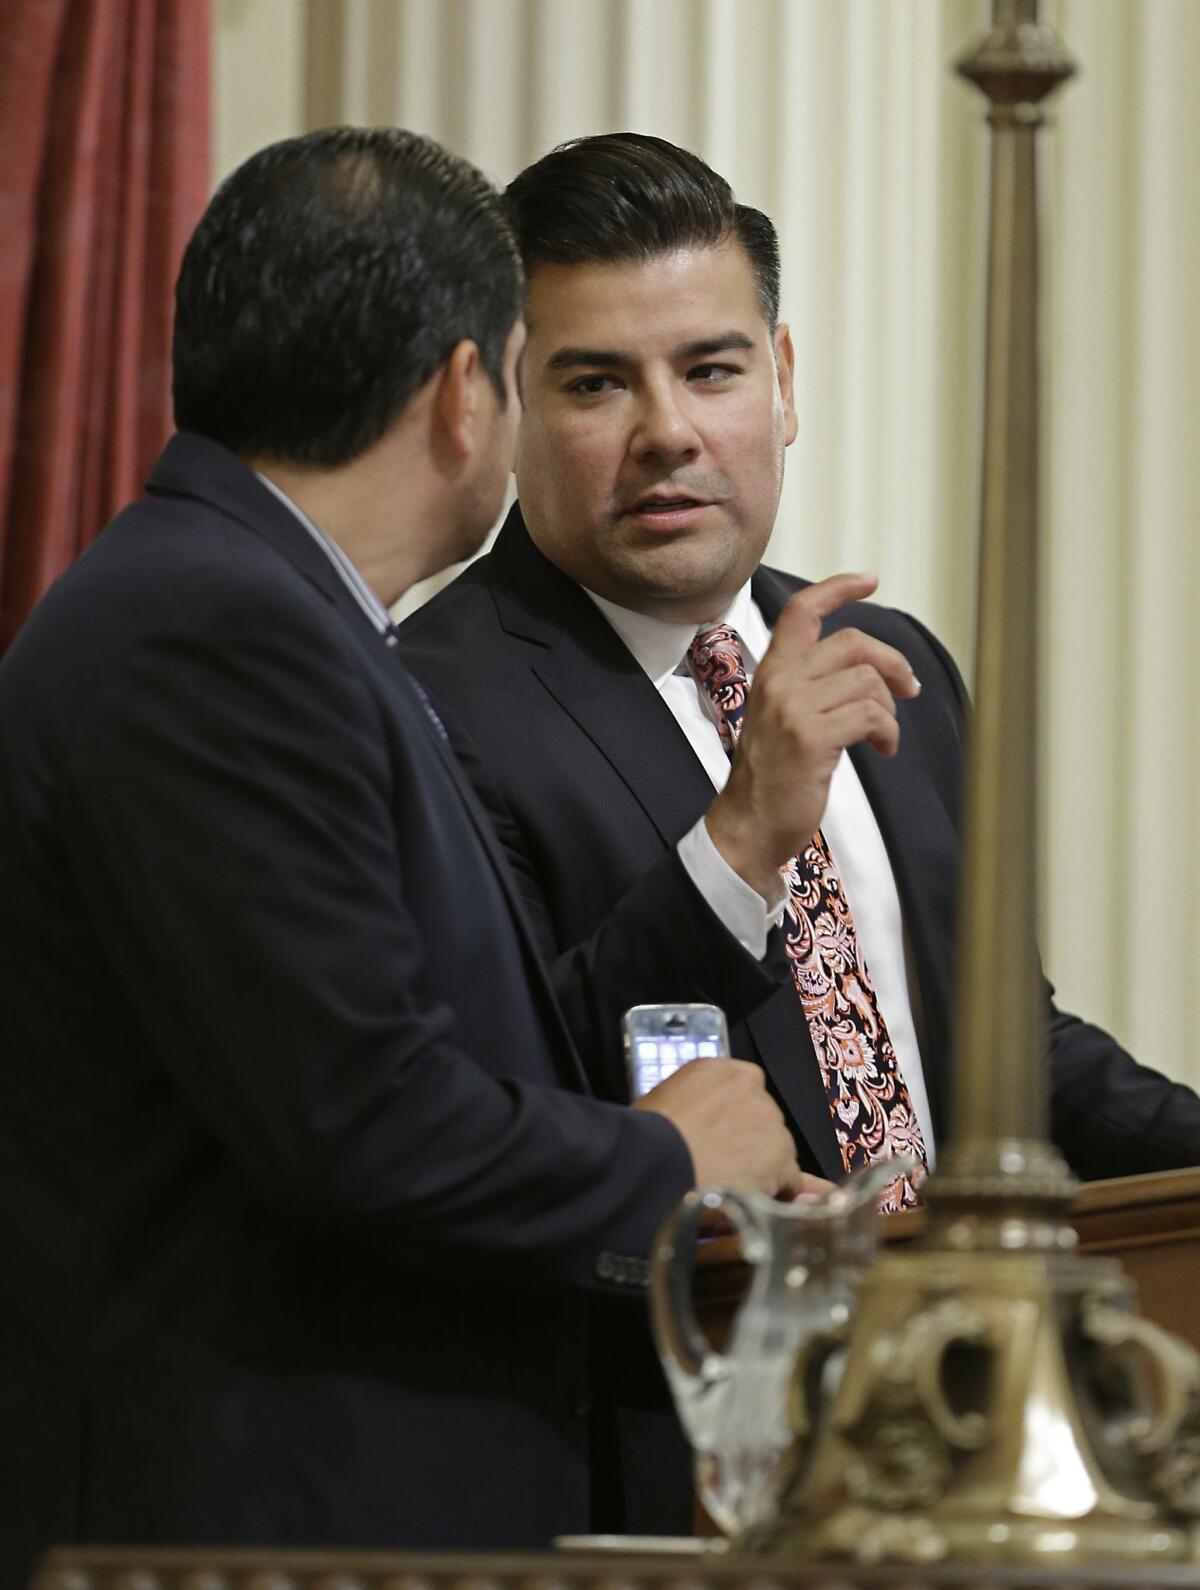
[255,471,397,647]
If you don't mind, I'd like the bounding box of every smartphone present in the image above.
[622,1002,730,1100]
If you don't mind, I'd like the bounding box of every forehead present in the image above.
[524,243,765,352]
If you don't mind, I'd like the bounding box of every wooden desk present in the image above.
[693,1168,1200,1355]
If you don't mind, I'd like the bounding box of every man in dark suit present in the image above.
[396,132,1200,1190]
[0,128,806,1584]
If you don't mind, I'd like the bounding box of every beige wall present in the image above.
[213,0,305,181]
[212,0,1200,1091]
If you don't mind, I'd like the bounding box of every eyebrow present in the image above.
[545,331,756,372]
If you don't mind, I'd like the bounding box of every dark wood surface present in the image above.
[30,1544,1200,1590]
[693,1169,1200,1352]
[1070,1168,1200,1347]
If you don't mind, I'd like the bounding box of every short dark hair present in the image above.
[173,127,523,467]
[505,133,780,328]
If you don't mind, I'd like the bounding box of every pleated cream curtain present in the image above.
[214,0,1200,1089]
[1044,0,1200,1087]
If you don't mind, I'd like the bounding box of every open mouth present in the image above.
[636,495,703,511]
[624,494,713,527]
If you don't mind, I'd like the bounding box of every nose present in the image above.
[629,379,701,466]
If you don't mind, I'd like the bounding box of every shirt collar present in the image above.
[254,471,396,641]
[583,580,760,687]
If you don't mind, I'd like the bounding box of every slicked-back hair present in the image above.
[505,133,780,329]
[173,127,523,467]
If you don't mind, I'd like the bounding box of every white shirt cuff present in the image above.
[676,818,787,961]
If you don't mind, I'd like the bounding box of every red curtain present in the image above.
[0,0,210,651]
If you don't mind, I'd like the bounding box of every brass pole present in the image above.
[952,1,1055,1148]
[738,1,1200,1566]
[933,0,1073,1205]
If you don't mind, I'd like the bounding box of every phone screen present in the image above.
[623,1004,729,1098]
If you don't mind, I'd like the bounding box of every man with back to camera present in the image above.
[396,131,1200,1207]
[0,127,812,1585]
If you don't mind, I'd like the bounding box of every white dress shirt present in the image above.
[586,581,937,1162]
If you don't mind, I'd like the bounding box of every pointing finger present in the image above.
[771,572,879,653]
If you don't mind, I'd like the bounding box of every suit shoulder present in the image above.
[853,602,968,709]
[4,498,376,747]
[395,555,501,647]
[42,494,331,632]
[758,567,968,713]
[754,563,807,612]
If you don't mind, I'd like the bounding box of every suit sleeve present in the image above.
[60,575,694,1288]
[1046,1011,1200,1178]
[893,606,1200,1179]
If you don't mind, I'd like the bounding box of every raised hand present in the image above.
[705,573,920,899]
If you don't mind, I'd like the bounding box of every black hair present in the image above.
[173,126,522,467]
[505,132,780,328]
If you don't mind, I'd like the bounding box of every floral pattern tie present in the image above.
[687,625,927,1212]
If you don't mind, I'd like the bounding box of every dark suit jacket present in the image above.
[396,504,1200,1183]
[0,438,694,1585]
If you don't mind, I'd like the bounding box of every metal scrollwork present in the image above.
[775,1317,854,1507]
[1081,1290,1200,1516]
[838,1296,993,1511]
[846,1414,954,1511]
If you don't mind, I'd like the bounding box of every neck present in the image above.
[247,418,448,609]
[587,582,744,629]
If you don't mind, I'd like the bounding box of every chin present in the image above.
[617,548,744,602]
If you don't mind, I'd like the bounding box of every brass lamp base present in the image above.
[739,1145,1200,1568]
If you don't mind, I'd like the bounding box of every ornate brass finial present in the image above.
[957,0,1076,119]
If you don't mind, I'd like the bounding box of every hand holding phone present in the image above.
[622,1002,730,1099]
[624,1002,810,1198]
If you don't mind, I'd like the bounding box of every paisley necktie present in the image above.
[687,624,927,1211]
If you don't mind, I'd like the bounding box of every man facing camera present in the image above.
[396,131,1200,1198]
[0,128,806,1584]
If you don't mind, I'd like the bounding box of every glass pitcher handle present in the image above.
[649,1186,766,1384]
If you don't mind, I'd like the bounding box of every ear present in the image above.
[774,323,798,447]
[434,339,483,461]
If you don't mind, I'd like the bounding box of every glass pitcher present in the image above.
[649,1156,916,1536]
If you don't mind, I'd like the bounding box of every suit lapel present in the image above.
[531,642,718,843]
[489,512,718,842]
